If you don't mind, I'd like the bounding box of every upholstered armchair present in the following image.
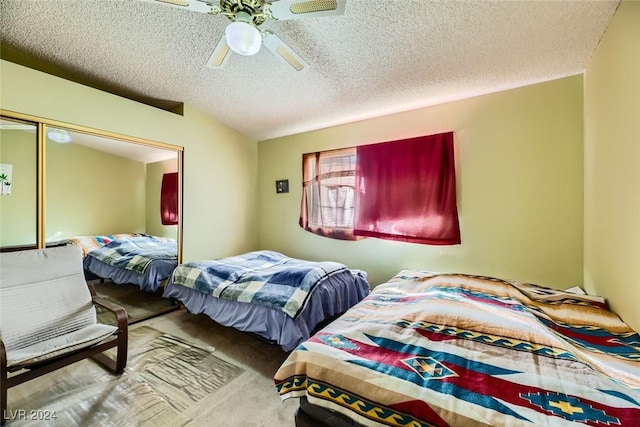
[0,245,128,425]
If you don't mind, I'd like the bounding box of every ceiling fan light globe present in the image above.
[225,22,262,56]
[47,128,72,143]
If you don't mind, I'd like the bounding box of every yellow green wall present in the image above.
[0,59,259,261]
[45,139,146,241]
[146,158,178,239]
[258,76,585,288]
[0,129,37,246]
[584,1,639,331]
[0,128,167,245]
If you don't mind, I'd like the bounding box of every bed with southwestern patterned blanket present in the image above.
[274,270,640,427]
[83,235,178,292]
[163,250,370,351]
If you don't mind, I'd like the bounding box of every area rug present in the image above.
[93,280,180,325]
[8,326,244,426]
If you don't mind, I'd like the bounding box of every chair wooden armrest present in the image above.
[88,282,98,297]
[92,295,127,323]
[90,295,128,374]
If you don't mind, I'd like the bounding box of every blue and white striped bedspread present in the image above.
[170,251,349,318]
[85,236,177,274]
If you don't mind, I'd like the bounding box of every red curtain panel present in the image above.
[354,132,460,245]
[161,172,178,226]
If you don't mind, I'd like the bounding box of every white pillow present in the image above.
[564,285,606,304]
[564,285,587,295]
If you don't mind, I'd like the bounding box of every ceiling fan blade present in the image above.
[205,36,232,68]
[267,0,346,21]
[149,0,218,14]
[262,32,309,72]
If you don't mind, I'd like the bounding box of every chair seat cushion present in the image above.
[6,323,118,368]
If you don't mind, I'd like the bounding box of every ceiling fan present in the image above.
[152,0,347,71]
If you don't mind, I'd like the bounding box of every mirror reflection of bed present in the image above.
[73,233,180,324]
[45,128,181,324]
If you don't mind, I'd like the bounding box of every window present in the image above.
[300,132,461,245]
[300,148,358,240]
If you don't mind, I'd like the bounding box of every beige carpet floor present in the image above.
[6,310,299,426]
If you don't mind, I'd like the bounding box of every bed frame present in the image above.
[294,398,364,427]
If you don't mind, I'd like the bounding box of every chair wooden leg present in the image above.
[1,340,8,426]
[91,339,128,374]
[115,325,128,373]
[90,294,129,373]
[91,311,128,374]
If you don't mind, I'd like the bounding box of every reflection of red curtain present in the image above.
[354,132,460,245]
[161,172,178,226]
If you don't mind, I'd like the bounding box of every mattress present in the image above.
[84,256,176,292]
[164,252,369,351]
[274,270,640,426]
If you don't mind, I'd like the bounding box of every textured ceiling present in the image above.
[0,0,620,142]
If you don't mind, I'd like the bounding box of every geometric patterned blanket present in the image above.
[65,233,144,257]
[85,236,177,274]
[169,250,349,318]
[274,271,640,426]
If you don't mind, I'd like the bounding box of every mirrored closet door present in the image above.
[0,116,38,249]
[0,110,183,261]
